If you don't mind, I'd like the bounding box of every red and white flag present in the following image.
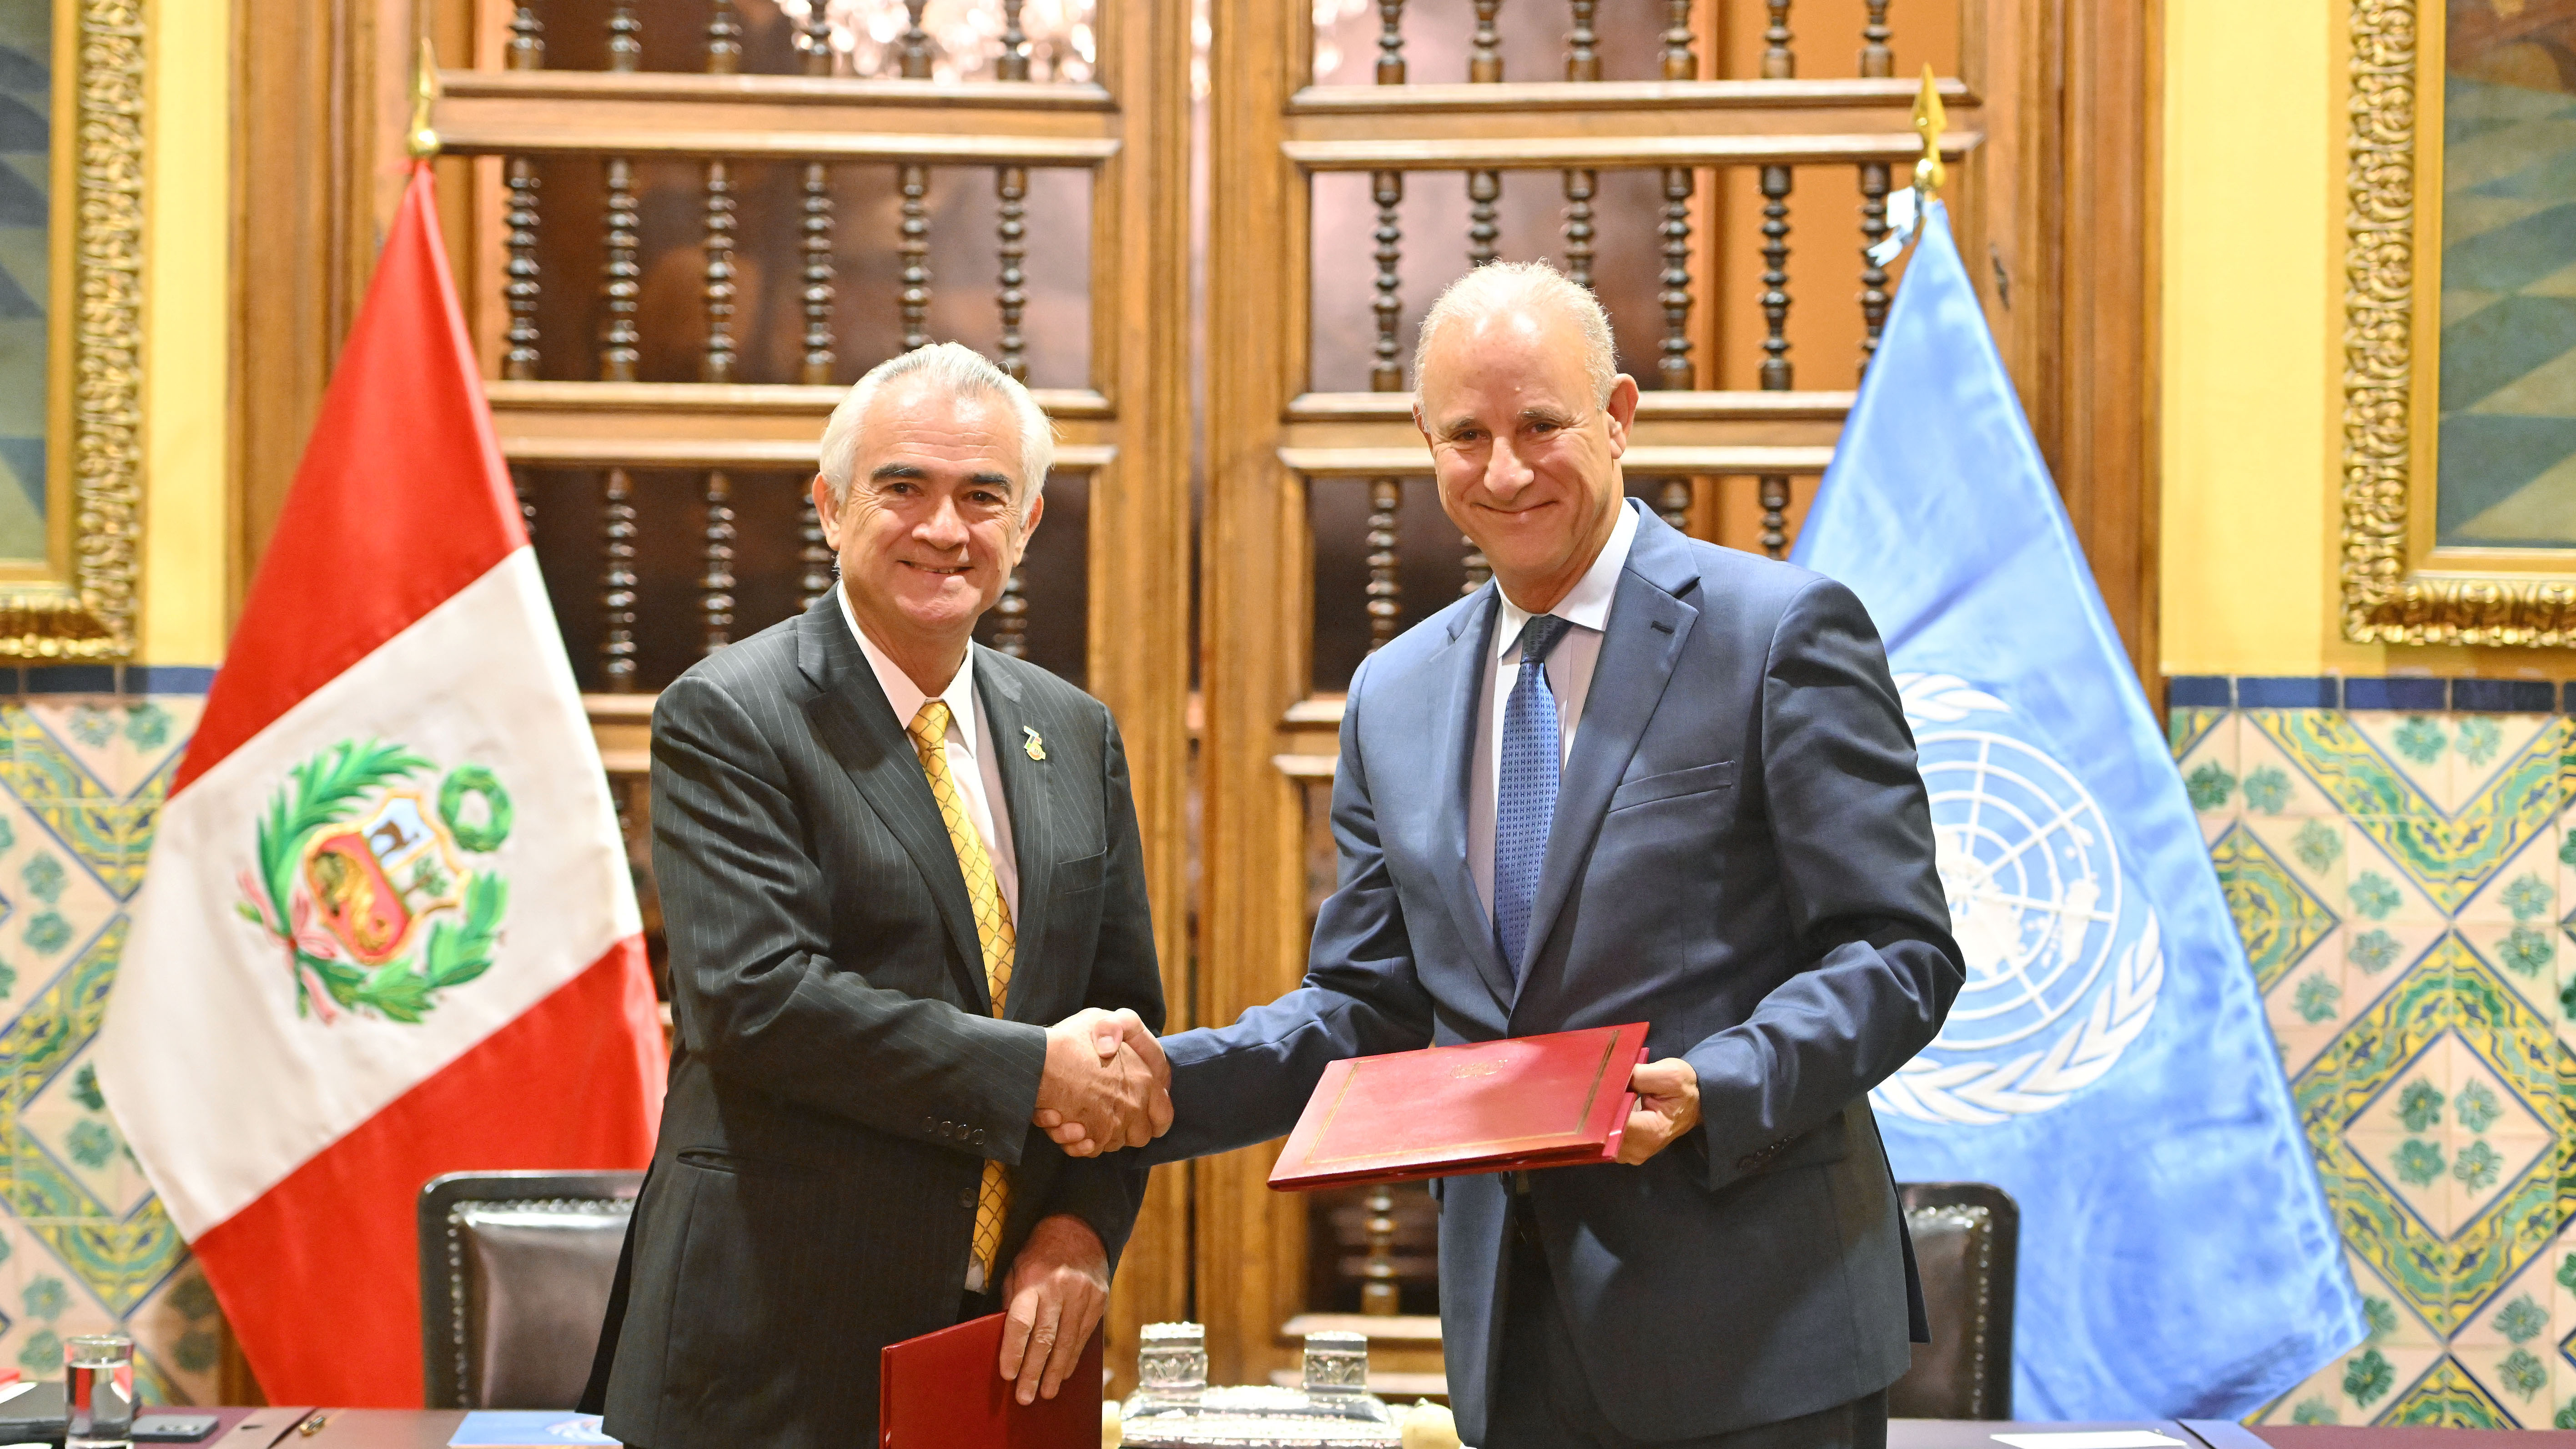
[96,163,665,1405]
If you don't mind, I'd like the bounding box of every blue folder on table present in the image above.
[448,1411,619,1447]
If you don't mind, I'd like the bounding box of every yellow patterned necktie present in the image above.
[908,699,1016,1284]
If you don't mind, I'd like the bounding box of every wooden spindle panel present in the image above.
[606,2,640,72]
[503,10,544,387]
[507,4,543,68]
[702,469,736,654]
[1566,0,1599,82]
[1859,164,1891,373]
[800,491,835,610]
[800,1,835,76]
[1862,0,1893,77]
[1375,0,1405,83]
[992,570,1031,657]
[1365,478,1402,651]
[900,164,933,351]
[1000,0,1032,80]
[998,166,1030,380]
[602,465,639,689]
[706,0,742,74]
[802,163,837,384]
[1561,169,1595,289]
[899,0,934,79]
[972,473,1091,686]
[1658,168,1695,390]
[702,159,737,382]
[521,467,850,689]
[503,159,542,380]
[600,155,640,381]
[1758,165,1793,391]
[1370,171,1404,391]
[1466,171,1500,267]
[1307,477,1466,688]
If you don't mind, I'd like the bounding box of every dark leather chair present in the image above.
[418,1170,644,1409]
[1887,1182,2018,1420]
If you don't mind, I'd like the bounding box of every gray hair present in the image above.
[1412,261,1620,405]
[818,342,1057,508]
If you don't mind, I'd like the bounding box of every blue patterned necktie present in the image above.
[1494,613,1574,980]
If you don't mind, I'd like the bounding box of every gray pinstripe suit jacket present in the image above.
[596,596,1163,1448]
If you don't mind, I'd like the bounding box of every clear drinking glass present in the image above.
[64,1333,135,1449]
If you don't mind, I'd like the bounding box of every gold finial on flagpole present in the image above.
[1911,63,1946,201]
[408,35,442,159]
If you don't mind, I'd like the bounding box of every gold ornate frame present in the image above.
[0,0,143,659]
[2341,0,2576,647]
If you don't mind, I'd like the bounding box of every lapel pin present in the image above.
[1022,726,1047,762]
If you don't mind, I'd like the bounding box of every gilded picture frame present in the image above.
[2343,0,2576,647]
[0,0,140,659]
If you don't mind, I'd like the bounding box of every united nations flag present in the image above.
[1791,201,2365,1417]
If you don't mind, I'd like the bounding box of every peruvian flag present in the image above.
[96,164,665,1404]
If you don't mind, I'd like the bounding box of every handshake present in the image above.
[1031,1008,1172,1157]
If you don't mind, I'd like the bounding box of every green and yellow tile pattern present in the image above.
[0,688,217,1404]
[2182,704,2576,1426]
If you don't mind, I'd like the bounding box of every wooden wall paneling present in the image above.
[232,0,473,619]
[2050,0,2160,684]
[1090,0,1200,1381]
[1198,0,1312,1386]
[231,0,367,620]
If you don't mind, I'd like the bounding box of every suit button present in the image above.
[942,1120,956,1136]
[1736,1156,1759,1171]
[924,1117,936,1133]
[972,1128,986,1147]
[961,1187,977,1209]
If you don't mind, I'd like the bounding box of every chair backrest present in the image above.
[1887,1182,2018,1420]
[418,1170,644,1410]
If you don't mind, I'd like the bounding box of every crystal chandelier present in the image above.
[775,0,1099,83]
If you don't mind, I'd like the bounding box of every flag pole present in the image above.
[1911,64,1945,201]
[408,34,442,161]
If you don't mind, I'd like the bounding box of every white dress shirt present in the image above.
[1468,500,1640,919]
[839,587,1019,923]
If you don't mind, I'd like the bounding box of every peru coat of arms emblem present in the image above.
[236,739,515,1025]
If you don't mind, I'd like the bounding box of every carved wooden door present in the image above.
[1191,0,2154,1392]
[413,0,1196,1374]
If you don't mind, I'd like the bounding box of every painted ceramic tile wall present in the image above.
[0,671,219,1405]
[2173,680,2576,1427]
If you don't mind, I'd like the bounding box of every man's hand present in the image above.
[997,1214,1111,1404]
[1033,1008,1171,1157]
[1616,1057,1701,1165]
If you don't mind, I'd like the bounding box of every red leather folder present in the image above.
[1268,1022,1652,1190]
[879,1313,1102,1449]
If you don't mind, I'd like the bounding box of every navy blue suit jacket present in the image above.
[1147,504,1964,1444]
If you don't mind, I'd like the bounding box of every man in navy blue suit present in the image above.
[1066,263,1963,1447]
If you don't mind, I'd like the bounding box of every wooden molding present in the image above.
[1282,130,1983,171]
[1284,77,1975,114]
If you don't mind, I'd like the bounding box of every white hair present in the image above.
[817,342,1057,508]
[1412,261,1620,405]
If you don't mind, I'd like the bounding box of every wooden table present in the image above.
[181,1409,2576,1447]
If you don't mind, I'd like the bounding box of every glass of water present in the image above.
[64,1333,135,1449]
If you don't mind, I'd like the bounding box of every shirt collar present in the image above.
[1493,498,1640,657]
[838,584,981,759]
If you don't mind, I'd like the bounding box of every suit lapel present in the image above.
[795,599,993,1013]
[974,652,1057,1024]
[1416,587,1516,1013]
[1515,508,1701,1003]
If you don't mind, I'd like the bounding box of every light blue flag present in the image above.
[1791,203,2363,1419]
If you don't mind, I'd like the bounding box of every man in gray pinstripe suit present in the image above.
[590,343,1172,1448]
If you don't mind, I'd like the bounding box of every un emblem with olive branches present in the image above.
[1870,675,2164,1126]
[234,739,514,1026]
